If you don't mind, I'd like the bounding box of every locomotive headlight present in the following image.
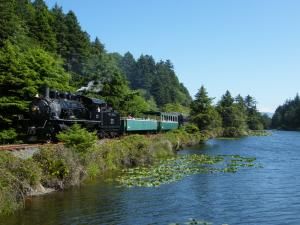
[31,106,39,112]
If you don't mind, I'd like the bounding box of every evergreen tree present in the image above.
[51,4,68,56]
[244,95,264,130]
[63,10,90,75]
[272,94,300,130]
[135,55,156,90]
[218,90,234,108]
[119,52,137,86]
[217,91,248,136]
[0,0,23,45]
[190,86,222,131]
[30,0,57,51]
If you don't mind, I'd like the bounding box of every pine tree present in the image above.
[190,86,222,131]
[0,0,22,45]
[217,91,248,135]
[119,52,137,86]
[30,0,57,51]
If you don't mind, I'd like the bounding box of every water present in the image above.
[1,131,300,225]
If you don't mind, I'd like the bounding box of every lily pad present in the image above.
[115,154,261,187]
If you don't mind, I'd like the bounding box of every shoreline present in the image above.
[0,128,270,215]
[0,129,205,215]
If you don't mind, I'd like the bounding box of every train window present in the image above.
[110,118,115,124]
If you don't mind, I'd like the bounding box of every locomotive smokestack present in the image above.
[45,87,50,98]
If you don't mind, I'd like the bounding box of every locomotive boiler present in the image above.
[27,88,120,142]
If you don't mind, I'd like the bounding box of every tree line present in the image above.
[190,86,271,137]
[271,94,300,130]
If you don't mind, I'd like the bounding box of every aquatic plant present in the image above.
[248,130,271,136]
[116,154,261,187]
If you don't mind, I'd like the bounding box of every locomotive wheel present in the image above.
[97,131,106,139]
[45,132,53,143]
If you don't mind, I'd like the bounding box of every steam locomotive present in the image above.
[24,88,182,142]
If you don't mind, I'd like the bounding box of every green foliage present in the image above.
[33,145,81,188]
[117,53,192,108]
[30,0,57,52]
[56,124,97,154]
[261,113,272,129]
[0,128,17,144]
[272,94,300,130]
[218,90,234,108]
[0,151,42,215]
[162,103,190,115]
[120,91,150,116]
[0,0,23,45]
[217,104,248,131]
[116,154,259,187]
[191,87,265,137]
[182,124,199,134]
[190,86,222,131]
[0,40,71,130]
[0,152,42,186]
[223,127,247,137]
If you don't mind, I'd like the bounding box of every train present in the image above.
[22,88,183,142]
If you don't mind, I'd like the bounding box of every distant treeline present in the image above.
[190,86,271,137]
[272,94,300,130]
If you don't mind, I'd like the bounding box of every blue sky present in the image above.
[45,0,300,112]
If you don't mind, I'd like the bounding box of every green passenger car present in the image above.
[120,112,181,133]
[121,118,158,132]
[158,112,179,131]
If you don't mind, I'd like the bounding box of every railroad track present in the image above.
[0,143,53,151]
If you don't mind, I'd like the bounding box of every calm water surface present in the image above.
[1,131,300,225]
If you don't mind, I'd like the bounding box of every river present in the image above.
[1,131,300,225]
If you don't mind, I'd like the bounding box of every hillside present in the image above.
[0,0,191,135]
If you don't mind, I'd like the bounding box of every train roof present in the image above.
[144,111,181,116]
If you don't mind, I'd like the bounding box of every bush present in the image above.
[56,124,98,155]
[33,145,83,189]
[223,127,247,137]
[0,129,17,144]
[0,152,42,215]
[182,124,199,134]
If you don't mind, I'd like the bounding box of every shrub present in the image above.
[0,129,17,144]
[223,127,247,137]
[33,145,83,189]
[182,123,199,134]
[56,124,98,155]
[0,152,42,215]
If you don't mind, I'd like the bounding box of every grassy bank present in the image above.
[0,126,204,215]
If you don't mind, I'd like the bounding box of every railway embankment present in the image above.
[0,125,205,216]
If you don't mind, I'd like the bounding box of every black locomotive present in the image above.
[26,88,120,142]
